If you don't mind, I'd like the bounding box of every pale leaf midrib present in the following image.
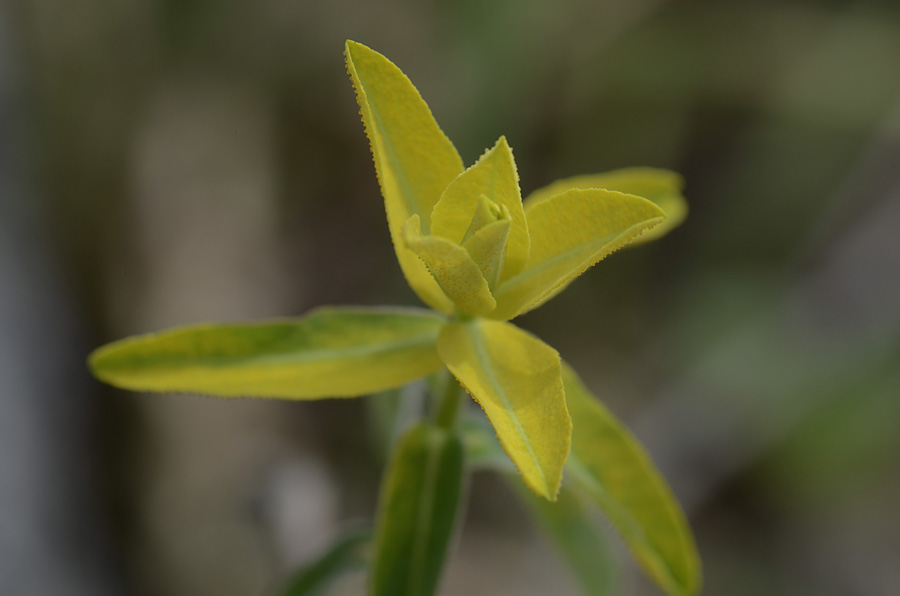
[495,218,663,298]
[406,432,442,596]
[467,323,547,491]
[105,332,438,372]
[567,452,688,593]
[369,102,422,228]
[348,52,422,227]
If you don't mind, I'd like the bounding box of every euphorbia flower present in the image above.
[89,41,698,596]
[344,39,680,498]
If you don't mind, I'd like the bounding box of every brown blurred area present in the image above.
[2,0,899,595]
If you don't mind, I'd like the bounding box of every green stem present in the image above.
[434,372,463,431]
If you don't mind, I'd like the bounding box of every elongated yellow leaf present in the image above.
[437,320,570,500]
[431,136,529,279]
[525,167,687,245]
[403,215,496,316]
[491,189,665,320]
[563,364,701,596]
[345,40,462,314]
[89,307,446,399]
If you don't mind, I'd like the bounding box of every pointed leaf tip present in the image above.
[525,167,687,246]
[462,217,511,290]
[345,40,462,314]
[563,363,701,596]
[431,136,530,280]
[491,189,666,320]
[437,320,571,499]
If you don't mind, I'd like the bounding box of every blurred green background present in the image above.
[2,0,899,595]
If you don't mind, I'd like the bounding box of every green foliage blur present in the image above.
[6,0,900,595]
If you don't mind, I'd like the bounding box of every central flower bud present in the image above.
[401,193,513,316]
[460,195,511,290]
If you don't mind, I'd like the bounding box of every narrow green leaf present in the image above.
[345,40,463,314]
[437,319,571,500]
[370,423,465,596]
[491,189,665,320]
[524,167,687,246]
[278,529,371,596]
[563,364,701,596]
[431,136,530,279]
[512,481,617,596]
[89,307,446,399]
[402,215,497,316]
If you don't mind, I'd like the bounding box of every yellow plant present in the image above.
[90,41,699,596]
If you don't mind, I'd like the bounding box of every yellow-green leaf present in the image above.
[370,423,464,596]
[525,167,687,245]
[491,189,665,320]
[562,364,701,596]
[431,136,530,279]
[89,307,446,399]
[345,40,462,314]
[403,215,497,316]
[437,319,571,500]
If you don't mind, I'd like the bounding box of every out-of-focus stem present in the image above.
[434,372,463,431]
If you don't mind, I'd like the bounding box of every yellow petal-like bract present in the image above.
[403,215,497,316]
[491,189,666,320]
[525,167,687,245]
[431,136,530,279]
[89,307,446,399]
[462,218,511,290]
[563,364,702,596]
[345,40,462,314]
[437,320,571,500]
[88,39,697,595]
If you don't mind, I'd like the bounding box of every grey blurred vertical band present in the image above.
[0,7,120,596]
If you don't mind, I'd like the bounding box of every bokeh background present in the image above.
[2,0,899,595]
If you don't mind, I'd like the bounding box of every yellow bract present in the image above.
[491,189,666,320]
[436,320,571,500]
[89,39,698,596]
[347,42,680,326]
[431,136,530,279]
[345,41,461,314]
[461,216,511,290]
[525,167,687,246]
[403,215,497,317]
[461,194,507,242]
